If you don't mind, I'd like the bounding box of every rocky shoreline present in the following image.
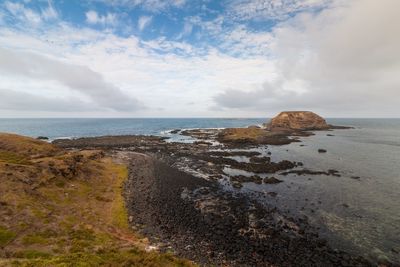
[121,152,372,266]
[53,126,398,266]
[51,112,398,266]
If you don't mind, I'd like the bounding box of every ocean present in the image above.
[0,118,265,140]
[0,118,399,263]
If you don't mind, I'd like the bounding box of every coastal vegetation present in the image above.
[0,133,193,266]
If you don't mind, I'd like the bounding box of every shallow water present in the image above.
[239,119,400,263]
[0,118,399,263]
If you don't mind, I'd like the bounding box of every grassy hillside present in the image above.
[0,133,193,267]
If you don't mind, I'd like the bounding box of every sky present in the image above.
[0,0,399,118]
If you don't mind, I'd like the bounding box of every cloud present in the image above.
[138,15,152,31]
[189,15,225,37]
[41,0,58,20]
[4,1,42,26]
[215,0,400,117]
[3,0,59,26]
[228,0,331,21]
[0,88,91,112]
[1,0,399,118]
[176,21,193,39]
[0,47,144,112]
[86,10,117,26]
[99,0,186,12]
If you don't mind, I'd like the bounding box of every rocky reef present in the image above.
[54,134,378,266]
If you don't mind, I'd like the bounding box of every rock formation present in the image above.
[266,111,330,131]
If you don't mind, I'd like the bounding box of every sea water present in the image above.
[0,118,399,263]
[0,118,264,140]
[240,118,400,263]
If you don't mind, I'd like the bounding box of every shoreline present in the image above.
[53,127,397,266]
[121,151,372,266]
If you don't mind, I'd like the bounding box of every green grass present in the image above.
[0,151,31,165]
[22,234,49,245]
[14,250,52,259]
[10,249,193,267]
[0,226,16,247]
[111,164,130,229]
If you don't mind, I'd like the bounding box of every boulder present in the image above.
[266,111,330,131]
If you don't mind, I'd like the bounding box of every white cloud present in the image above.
[0,23,275,117]
[0,88,91,112]
[215,0,400,117]
[98,0,186,12]
[189,15,225,37]
[86,10,117,26]
[41,0,58,20]
[228,0,332,20]
[138,15,152,31]
[0,46,144,112]
[219,25,274,57]
[4,1,42,26]
[1,0,399,117]
[176,21,193,39]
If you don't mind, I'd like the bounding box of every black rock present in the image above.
[264,177,283,184]
[37,136,49,140]
[318,149,327,153]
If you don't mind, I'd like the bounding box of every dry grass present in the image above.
[0,133,60,158]
[0,133,194,267]
[219,127,270,142]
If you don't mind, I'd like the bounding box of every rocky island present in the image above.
[266,111,330,131]
[1,112,393,266]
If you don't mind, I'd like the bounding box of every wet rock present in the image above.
[249,156,271,164]
[280,169,340,177]
[318,149,327,153]
[231,181,243,189]
[180,129,218,140]
[206,151,261,157]
[194,141,212,146]
[197,187,210,195]
[327,134,335,136]
[231,175,262,184]
[263,177,283,184]
[37,136,49,140]
[170,129,181,134]
[217,127,296,146]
